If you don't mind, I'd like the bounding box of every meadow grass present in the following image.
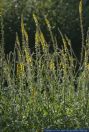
[0,2,89,131]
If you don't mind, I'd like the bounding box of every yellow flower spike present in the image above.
[79,0,83,14]
[33,14,39,26]
[49,59,55,71]
[21,15,25,34]
[21,15,28,43]
[40,31,48,50]
[33,13,48,51]
[16,63,25,77]
[45,17,51,29]
[24,48,32,64]
[35,27,48,50]
[35,29,40,46]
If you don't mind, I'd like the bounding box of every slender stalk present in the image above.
[79,0,85,64]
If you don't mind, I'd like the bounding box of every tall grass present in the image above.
[0,5,89,132]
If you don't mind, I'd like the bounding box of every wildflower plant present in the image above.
[0,11,89,132]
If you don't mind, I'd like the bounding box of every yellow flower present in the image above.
[33,14,39,26]
[16,63,25,77]
[33,14,48,51]
[21,15,28,43]
[49,59,55,71]
[35,28,48,51]
[40,32,48,50]
[24,48,32,63]
[45,18,51,29]
[35,29,40,46]
[79,0,83,14]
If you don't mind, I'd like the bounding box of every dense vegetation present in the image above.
[0,0,89,131]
